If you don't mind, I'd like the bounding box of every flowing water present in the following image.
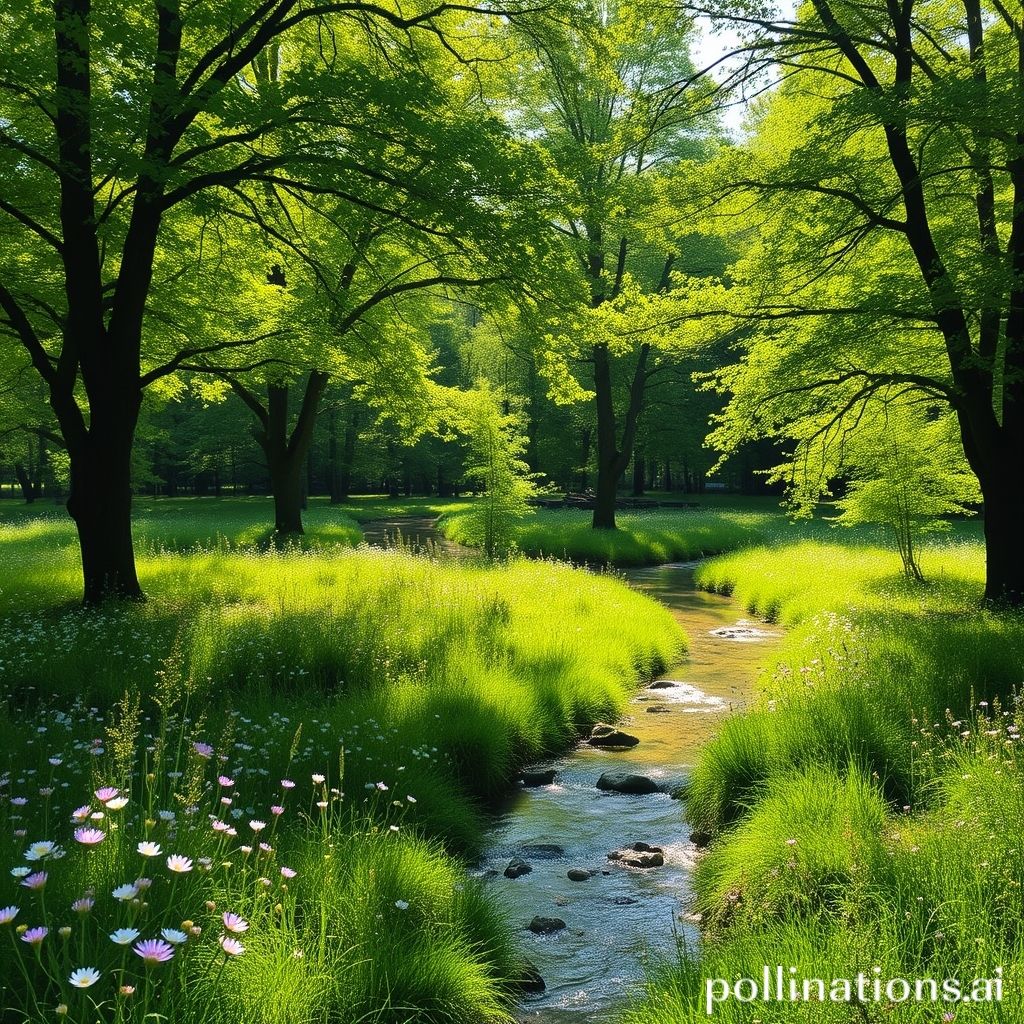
[361,519,781,1021]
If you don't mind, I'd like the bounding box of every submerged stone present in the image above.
[521,843,565,859]
[596,771,659,794]
[504,858,532,879]
[528,916,567,934]
[588,724,640,747]
[648,680,679,689]
[567,868,591,881]
[608,841,665,868]
[521,769,557,787]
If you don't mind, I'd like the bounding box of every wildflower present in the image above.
[312,773,325,784]
[137,841,161,857]
[394,900,409,911]
[249,820,266,833]
[10,867,31,879]
[192,742,214,759]
[785,838,798,847]
[211,820,231,833]
[0,906,19,924]
[406,795,417,804]
[134,938,175,964]
[24,841,60,861]
[69,967,101,988]
[59,926,72,939]
[74,828,105,846]
[56,1005,68,1016]
[157,810,175,822]
[72,898,94,914]
[21,872,47,891]
[316,800,328,810]
[71,806,90,822]
[280,779,295,789]
[222,912,248,933]
[106,797,129,811]
[376,782,389,791]
[166,854,193,873]
[161,928,188,944]
[21,926,47,945]
[270,805,285,816]
[110,928,140,945]
[94,787,118,803]
[218,776,234,788]
[280,866,297,879]
[112,884,138,901]
[219,935,245,956]
[119,986,135,996]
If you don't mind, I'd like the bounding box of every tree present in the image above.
[0,0,535,602]
[447,381,536,557]
[688,0,1024,604]
[504,0,719,528]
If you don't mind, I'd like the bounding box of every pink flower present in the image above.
[94,787,118,803]
[222,912,248,934]
[21,872,47,891]
[71,806,90,822]
[249,820,266,833]
[21,926,47,945]
[71,898,94,914]
[270,805,285,816]
[165,854,193,873]
[218,776,234,788]
[280,866,297,879]
[133,938,175,964]
[280,779,295,789]
[219,935,244,956]
[74,828,106,846]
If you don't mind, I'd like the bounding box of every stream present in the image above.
[361,518,781,1021]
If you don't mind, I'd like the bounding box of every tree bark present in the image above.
[263,373,329,534]
[66,419,143,603]
[591,342,650,529]
[632,448,645,496]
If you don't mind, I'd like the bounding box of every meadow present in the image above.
[0,500,683,1023]
[625,536,1024,1022]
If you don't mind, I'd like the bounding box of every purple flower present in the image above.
[0,906,19,924]
[219,935,244,956]
[280,866,297,879]
[21,926,47,945]
[133,938,175,964]
[74,828,106,846]
[222,912,248,934]
[71,898,94,914]
[192,742,214,759]
[21,872,47,891]
[94,787,118,803]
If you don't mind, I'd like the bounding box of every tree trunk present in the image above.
[978,472,1024,604]
[579,427,592,491]
[632,449,645,496]
[250,372,329,535]
[591,342,650,530]
[14,463,38,503]
[67,427,143,604]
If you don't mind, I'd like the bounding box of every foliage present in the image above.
[442,383,537,558]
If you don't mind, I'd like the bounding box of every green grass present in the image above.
[626,534,1024,1023]
[0,504,684,1022]
[439,499,984,567]
[0,496,363,560]
[438,503,794,565]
